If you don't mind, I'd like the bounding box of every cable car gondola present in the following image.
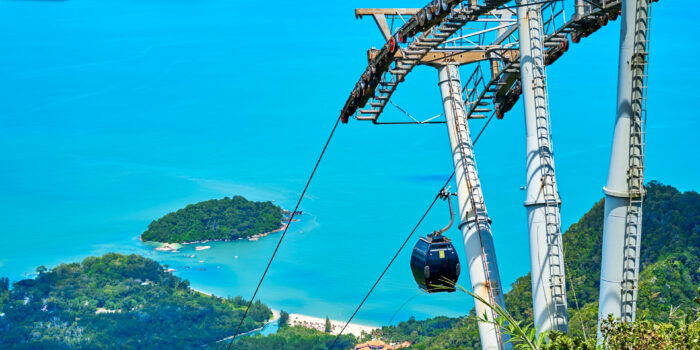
[410,189,460,293]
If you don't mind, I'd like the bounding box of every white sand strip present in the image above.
[287,313,377,337]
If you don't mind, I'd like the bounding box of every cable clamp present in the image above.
[438,186,457,200]
[457,216,492,230]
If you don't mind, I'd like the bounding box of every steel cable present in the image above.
[227,116,342,349]
[329,112,496,348]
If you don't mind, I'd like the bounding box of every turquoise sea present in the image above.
[0,0,697,327]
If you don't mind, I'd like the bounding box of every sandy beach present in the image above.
[286,312,377,338]
[154,242,182,251]
[191,288,375,339]
[148,221,290,246]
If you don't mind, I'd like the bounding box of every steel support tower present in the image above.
[598,0,650,333]
[438,63,509,350]
[339,0,659,346]
[516,0,568,334]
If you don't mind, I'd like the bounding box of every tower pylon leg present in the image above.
[574,0,590,19]
[598,0,649,336]
[516,0,569,335]
[437,64,510,350]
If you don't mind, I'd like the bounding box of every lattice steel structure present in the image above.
[339,1,656,348]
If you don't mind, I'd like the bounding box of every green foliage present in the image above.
[598,315,700,350]
[474,317,700,350]
[542,331,596,350]
[372,315,476,349]
[505,274,535,323]
[374,182,700,348]
[565,182,700,337]
[0,253,272,349]
[217,326,355,350]
[0,278,8,313]
[141,196,284,243]
[35,265,47,275]
[461,286,547,350]
[279,309,290,330]
[325,316,332,333]
[453,284,697,350]
[636,252,700,323]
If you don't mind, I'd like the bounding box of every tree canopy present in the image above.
[219,326,355,350]
[0,253,272,349]
[141,196,284,243]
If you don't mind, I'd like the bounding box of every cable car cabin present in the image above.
[410,234,460,293]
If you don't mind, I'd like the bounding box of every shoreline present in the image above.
[140,208,302,246]
[285,311,377,338]
[141,222,290,246]
[215,314,278,343]
[146,212,376,339]
[192,287,375,338]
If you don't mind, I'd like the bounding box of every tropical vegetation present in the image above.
[141,196,284,243]
[0,253,272,349]
[371,181,700,349]
[217,326,356,350]
[2,182,696,349]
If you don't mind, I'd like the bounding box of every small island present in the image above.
[141,196,285,244]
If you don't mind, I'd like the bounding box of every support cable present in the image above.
[375,121,446,125]
[328,172,453,348]
[329,113,496,348]
[227,116,342,349]
[387,290,427,325]
[388,100,445,124]
[389,100,421,123]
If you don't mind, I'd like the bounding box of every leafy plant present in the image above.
[456,284,547,350]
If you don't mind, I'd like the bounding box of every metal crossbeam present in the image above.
[341,0,626,124]
[341,0,513,123]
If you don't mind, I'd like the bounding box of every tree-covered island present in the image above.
[141,196,285,243]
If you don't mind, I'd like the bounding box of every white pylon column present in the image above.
[438,64,510,350]
[516,1,568,334]
[598,0,648,334]
[574,0,590,19]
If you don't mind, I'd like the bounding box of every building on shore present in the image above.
[354,340,411,350]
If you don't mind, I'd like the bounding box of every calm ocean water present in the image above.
[0,0,695,327]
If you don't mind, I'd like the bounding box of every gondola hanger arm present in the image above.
[432,187,456,236]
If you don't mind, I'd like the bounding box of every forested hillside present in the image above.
[0,254,272,349]
[372,181,700,348]
[2,182,695,349]
[216,326,356,350]
[141,196,284,243]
